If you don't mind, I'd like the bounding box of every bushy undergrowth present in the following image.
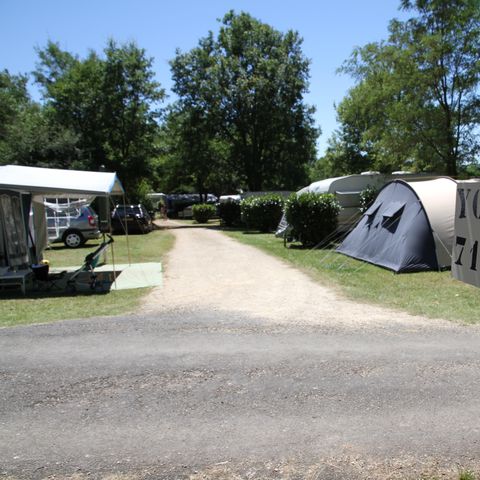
[192,203,216,223]
[240,194,284,232]
[285,192,340,247]
[218,200,242,227]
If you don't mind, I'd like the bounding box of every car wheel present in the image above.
[63,230,85,248]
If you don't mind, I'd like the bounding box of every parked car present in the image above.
[46,205,101,248]
[111,204,153,234]
[165,193,218,218]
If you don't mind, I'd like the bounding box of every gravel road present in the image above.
[1,223,480,479]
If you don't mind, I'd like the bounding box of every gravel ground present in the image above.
[1,222,480,480]
[141,221,449,330]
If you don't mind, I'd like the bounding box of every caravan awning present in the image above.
[0,165,124,197]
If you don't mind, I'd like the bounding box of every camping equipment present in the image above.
[66,234,114,292]
[336,178,457,273]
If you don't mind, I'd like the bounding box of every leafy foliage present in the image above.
[359,186,379,213]
[218,200,242,227]
[192,203,216,223]
[32,40,165,198]
[285,192,340,247]
[0,69,79,168]
[331,0,480,176]
[167,11,318,194]
[240,194,285,232]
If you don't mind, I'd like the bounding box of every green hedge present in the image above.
[285,192,340,247]
[218,200,242,227]
[192,203,216,223]
[240,194,285,232]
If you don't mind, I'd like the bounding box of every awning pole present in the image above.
[108,196,118,291]
[123,194,131,266]
[111,232,117,290]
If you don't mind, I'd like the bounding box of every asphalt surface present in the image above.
[2,310,480,479]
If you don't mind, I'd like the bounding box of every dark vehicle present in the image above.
[111,204,153,234]
[165,193,217,218]
[46,204,101,248]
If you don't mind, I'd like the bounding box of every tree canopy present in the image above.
[0,69,79,168]
[4,3,480,197]
[32,40,165,198]
[164,11,318,194]
[321,0,480,177]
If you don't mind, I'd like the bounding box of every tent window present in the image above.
[364,202,382,225]
[382,201,405,218]
[381,201,405,232]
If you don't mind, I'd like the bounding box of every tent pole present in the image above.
[123,194,131,266]
[111,230,117,291]
[108,195,118,291]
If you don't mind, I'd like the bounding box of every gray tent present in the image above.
[336,178,456,273]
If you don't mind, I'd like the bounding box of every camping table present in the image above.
[0,268,32,295]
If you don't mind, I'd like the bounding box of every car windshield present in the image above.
[116,206,142,215]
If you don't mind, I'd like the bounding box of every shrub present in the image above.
[359,186,379,213]
[218,200,242,227]
[240,194,285,232]
[192,203,216,223]
[285,192,340,247]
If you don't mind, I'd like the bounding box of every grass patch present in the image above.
[44,229,174,266]
[0,229,174,328]
[224,230,480,324]
[459,472,477,480]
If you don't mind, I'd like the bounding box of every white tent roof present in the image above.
[407,177,457,267]
[0,165,124,197]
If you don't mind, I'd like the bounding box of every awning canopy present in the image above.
[0,165,124,197]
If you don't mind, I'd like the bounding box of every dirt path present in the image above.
[142,221,448,329]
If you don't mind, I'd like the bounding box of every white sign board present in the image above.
[452,181,480,287]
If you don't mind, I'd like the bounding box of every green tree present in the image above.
[169,11,318,193]
[0,69,79,167]
[33,40,165,198]
[0,70,30,144]
[334,0,480,176]
[101,40,165,195]
[160,105,235,199]
[312,128,372,181]
[34,45,105,170]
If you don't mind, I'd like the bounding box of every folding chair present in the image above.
[66,235,114,292]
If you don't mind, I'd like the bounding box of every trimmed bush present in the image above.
[192,203,216,223]
[240,194,285,232]
[285,192,340,247]
[218,200,242,227]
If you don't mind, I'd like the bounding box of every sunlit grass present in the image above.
[224,230,480,324]
[1,228,175,328]
[44,229,174,267]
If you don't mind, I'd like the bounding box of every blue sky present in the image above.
[1,0,407,155]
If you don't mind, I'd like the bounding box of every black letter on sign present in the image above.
[455,236,467,265]
[471,241,479,271]
[457,188,471,218]
[474,191,480,219]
